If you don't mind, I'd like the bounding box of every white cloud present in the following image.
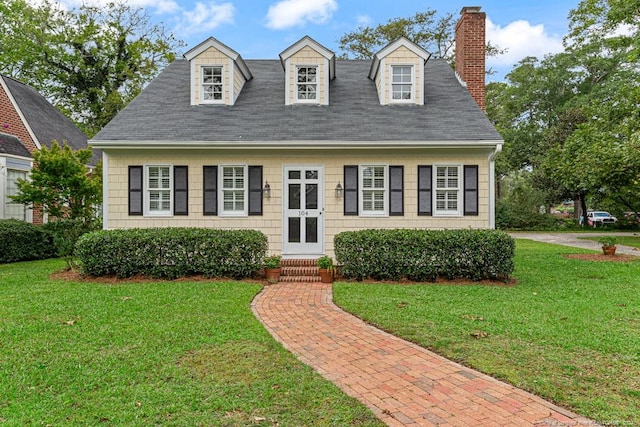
[486,17,564,68]
[356,14,371,27]
[265,0,337,30]
[178,2,235,34]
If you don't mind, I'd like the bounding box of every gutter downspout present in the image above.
[488,143,503,229]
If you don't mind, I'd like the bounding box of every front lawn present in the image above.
[334,239,640,425]
[0,259,382,426]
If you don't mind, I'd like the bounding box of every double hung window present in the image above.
[146,166,172,215]
[5,169,27,220]
[435,166,461,215]
[297,66,317,100]
[202,66,223,102]
[220,165,247,215]
[360,165,387,216]
[391,65,413,101]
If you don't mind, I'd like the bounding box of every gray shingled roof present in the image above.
[0,132,31,158]
[2,75,88,150]
[94,59,501,142]
[1,75,100,164]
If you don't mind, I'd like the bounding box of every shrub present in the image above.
[317,255,333,269]
[42,218,101,269]
[75,228,268,279]
[264,255,281,269]
[0,219,55,263]
[334,229,515,282]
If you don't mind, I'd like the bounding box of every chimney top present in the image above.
[460,6,482,14]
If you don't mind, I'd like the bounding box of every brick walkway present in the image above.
[252,282,599,427]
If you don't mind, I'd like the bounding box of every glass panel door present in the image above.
[283,166,323,255]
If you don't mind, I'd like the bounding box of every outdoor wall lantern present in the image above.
[335,181,343,198]
[263,181,271,199]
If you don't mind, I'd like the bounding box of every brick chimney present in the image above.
[455,6,486,111]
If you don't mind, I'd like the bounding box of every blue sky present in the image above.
[52,0,581,81]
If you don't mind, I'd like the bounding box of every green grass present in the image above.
[333,239,640,425]
[579,234,640,248]
[0,259,383,426]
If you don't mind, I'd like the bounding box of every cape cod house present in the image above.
[91,7,502,258]
[0,75,90,223]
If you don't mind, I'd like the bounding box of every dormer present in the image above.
[279,36,336,106]
[183,37,252,106]
[368,38,431,106]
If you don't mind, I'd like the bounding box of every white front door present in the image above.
[283,165,324,255]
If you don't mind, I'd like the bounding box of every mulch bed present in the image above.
[50,269,264,284]
[563,253,639,262]
[55,253,637,285]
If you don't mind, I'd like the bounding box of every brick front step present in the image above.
[281,258,318,267]
[282,266,319,277]
[270,259,323,283]
[280,275,323,283]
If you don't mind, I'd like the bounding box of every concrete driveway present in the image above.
[509,232,640,256]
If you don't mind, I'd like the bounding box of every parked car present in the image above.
[586,211,617,227]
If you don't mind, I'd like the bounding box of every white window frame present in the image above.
[144,165,173,217]
[295,65,319,103]
[390,64,414,103]
[5,169,28,221]
[434,165,462,217]
[201,65,224,104]
[359,164,388,217]
[219,165,248,217]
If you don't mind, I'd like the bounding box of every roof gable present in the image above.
[184,37,252,81]
[368,37,431,81]
[279,36,336,80]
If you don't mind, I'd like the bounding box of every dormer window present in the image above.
[297,66,317,100]
[279,36,335,106]
[184,37,252,106]
[368,37,430,106]
[202,66,223,102]
[391,66,413,101]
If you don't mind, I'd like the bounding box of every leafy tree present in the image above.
[0,0,183,136]
[488,0,640,222]
[338,8,505,69]
[11,142,102,222]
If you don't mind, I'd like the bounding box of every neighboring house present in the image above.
[0,74,92,224]
[91,7,503,258]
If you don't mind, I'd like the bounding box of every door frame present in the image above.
[281,164,325,256]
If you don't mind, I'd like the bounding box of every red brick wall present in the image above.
[455,7,486,111]
[1,78,44,224]
[0,80,39,153]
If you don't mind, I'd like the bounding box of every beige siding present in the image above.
[381,45,423,105]
[105,149,491,257]
[192,47,232,105]
[233,66,245,104]
[288,46,327,105]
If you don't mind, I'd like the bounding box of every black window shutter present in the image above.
[389,166,404,216]
[248,166,263,216]
[173,166,188,215]
[203,166,217,215]
[128,166,143,216]
[344,165,358,216]
[464,165,479,216]
[417,165,432,216]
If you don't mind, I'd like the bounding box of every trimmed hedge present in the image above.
[0,219,55,263]
[334,229,515,282]
[75,228,268,279]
